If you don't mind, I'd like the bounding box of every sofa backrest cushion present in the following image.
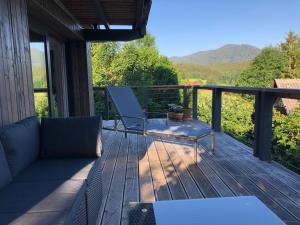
[0,142,12,189]
[40,116,102,158]
[0,117,40,177]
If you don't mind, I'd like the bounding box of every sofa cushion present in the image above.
[14,159,95,183]
[0,211,66,225]
[0,117,40,176]
[41,116,102,158]
[0,180,85,213]
[0,142,12,189]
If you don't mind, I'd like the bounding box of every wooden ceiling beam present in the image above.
[134,0,144,29]
[90,0,110,29]
[82,28,146,41]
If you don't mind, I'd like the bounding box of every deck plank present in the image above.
[97,132,123,225]
[173,141,219,198]
[153,139,187,200]
[200,138,299,224]
[121,134,140,225]
[99,120,300,225]
[161,140,204,199]
[202,134,300,223]
[101,135,129,225]
[138,135,155,202]
[146,136,172,201]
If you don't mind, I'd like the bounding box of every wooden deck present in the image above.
[97,120,300,225]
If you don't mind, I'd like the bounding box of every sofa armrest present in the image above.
[40,116,102,159]
[86,158,102,225]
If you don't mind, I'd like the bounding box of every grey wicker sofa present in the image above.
[0,116,103,225]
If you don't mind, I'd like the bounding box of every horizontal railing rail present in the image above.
[34,88,48,93]
[93,85,300,164]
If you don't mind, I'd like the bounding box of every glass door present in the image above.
[29,32,57,117]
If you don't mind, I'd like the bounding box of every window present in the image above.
[30,41,49,118]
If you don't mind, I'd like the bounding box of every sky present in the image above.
[147,0,300,57]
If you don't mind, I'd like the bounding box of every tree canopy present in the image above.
[91,33,180,87]
[237,32,300,87]
[237,47,287,87]
[280,32,300,78]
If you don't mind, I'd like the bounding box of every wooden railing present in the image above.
[94,85,300,162]
[193,85,300,161]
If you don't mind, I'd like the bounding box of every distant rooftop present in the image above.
[274,79,300,114]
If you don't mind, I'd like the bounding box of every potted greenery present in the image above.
[183,89,193,120]
[168,104,184,121]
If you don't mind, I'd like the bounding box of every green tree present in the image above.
[91,33,179,87]
[91,42,120,86]
[111,33,179,86]
[91,33,181,116]
[280,32,300,78]
[237,47,287,87]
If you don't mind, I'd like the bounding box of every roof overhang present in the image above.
[28,0,151,42]
[61,0,151,42]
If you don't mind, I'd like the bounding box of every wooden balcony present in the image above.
[98,120,300,225]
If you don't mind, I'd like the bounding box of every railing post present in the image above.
[104,89,109,120]
[192,87,198,120]
[254,91,275,161]
[212,89,222,132]
[183,86,188,106]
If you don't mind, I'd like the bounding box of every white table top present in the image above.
[152,196,286,225]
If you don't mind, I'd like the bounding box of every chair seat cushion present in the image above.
[0,117,40,176]
[0,142,12,189]
[40,116,102,159]
[14,159,96,183]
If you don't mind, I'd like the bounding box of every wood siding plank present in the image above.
[0,0,35,126]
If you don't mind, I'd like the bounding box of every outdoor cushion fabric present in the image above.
[0,211,66,225]
[0,180,85,213]
[0,179,86,225]
[14,159,95,182]
[40,116,102,158]
[0,142,12,189]
[0,117,40,176]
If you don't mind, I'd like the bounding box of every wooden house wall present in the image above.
[0,0,97,126]
[48,36,69,117]
[0,0,35,126]
[66,41,95,117]
[28,1,94,117]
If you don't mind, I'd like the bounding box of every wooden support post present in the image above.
[65,41,95,116]
[192,87,198,120]
[212,89,222,132]
[104,89,109,120]
[44,37,54,117]
[254,91,275,161]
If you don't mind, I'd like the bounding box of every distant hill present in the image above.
[176,61,250,85]
[171,44,261,65]
[30,48,45,68]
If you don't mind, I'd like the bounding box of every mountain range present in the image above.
[30,48,46,68]
[170,44,261,65]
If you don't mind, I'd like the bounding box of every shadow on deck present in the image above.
[97,120,300,225]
